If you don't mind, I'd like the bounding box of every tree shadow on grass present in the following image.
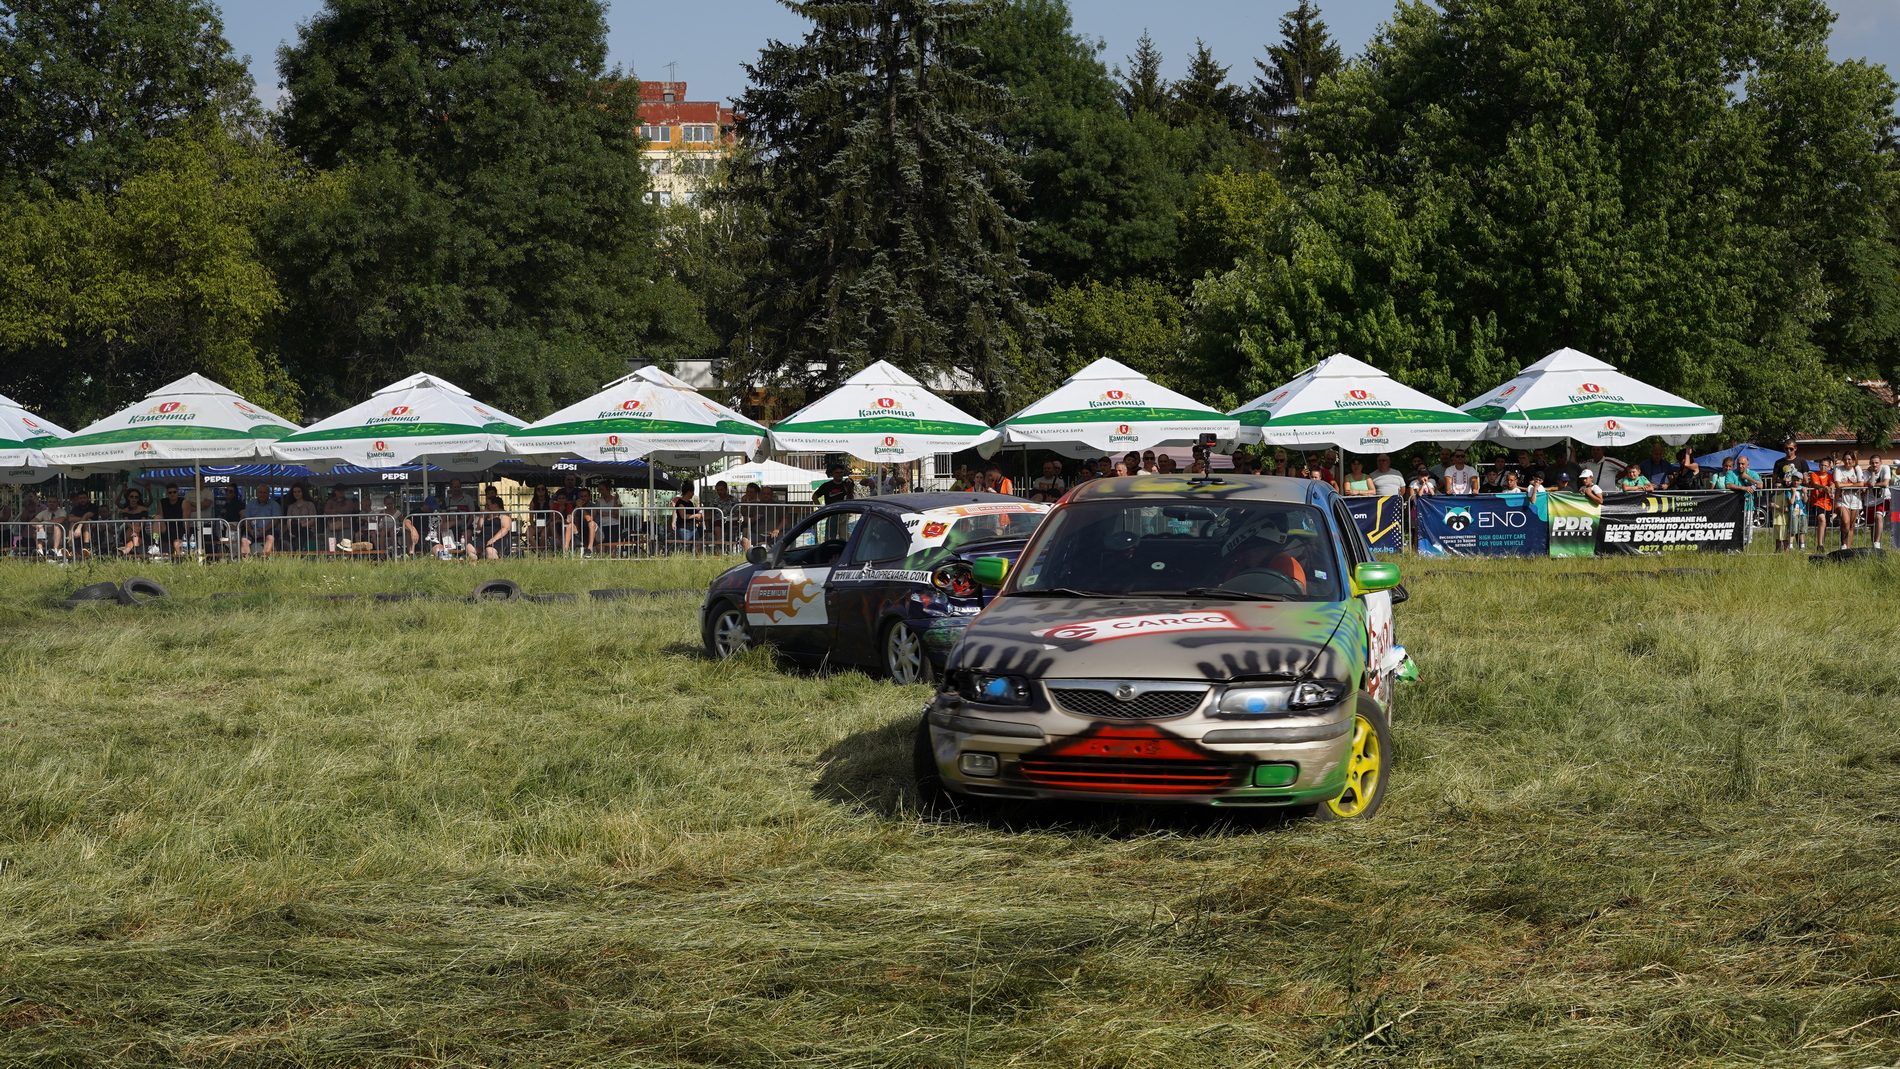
[811,713,1306,838]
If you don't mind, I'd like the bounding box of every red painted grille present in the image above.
[1017,756,1244,794]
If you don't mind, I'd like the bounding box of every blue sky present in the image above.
[221,0,1900,110]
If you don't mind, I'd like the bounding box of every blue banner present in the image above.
[1415,493,1549,557]
[1344,495,1405,553]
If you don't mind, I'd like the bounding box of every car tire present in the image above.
[1293,696,1391,822]
[703,599,752,660]
[882,621,934,686]
[472,579,521,600]
[911,715,952,811]
[121,576,170,601]
[61,581,127,609]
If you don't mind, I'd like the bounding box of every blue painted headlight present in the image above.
[965,673,1030,706]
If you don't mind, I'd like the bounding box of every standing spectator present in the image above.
[1340,457,1375,495]
[284,484,319,552]
[669,485,704,552]
[1581,446,1627,486]
[1578,469,1604,505]
[1732,455,1763,541]
[1312,450,1337,486]
[1639,441,1673,487]
[1546,446,1582,486]
[1668,451,1708,490]
[1772,463,1807,552]
[1443,450,1481,494]
[815,466,856,505]
[1835,451,1866,549]
[468,491,514,560]
[1369,454,1406,498]
[155,484,188,556]
[1029,460,1067,501]
[1408,463,1437,497]
[1501,450,1532,487]
[1808,454,1836,550]
[119,489,152,556]
[1867,452,1892,547]
[1428,448,1451,481]
[1772,440,1806,484]
[595,483,625,554]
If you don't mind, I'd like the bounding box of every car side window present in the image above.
[779,511,861,568]
[844,514,910,565]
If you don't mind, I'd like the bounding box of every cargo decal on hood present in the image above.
[1033,611,1246,643]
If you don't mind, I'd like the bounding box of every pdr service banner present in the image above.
[1415,493,1548,557]
[1343,494,1404,553]
[1596,491,1745,554]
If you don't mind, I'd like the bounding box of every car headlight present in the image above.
[962,672,1030,706]
[1217,681,1347,717]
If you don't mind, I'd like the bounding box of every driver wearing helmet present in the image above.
[1221,516,1306,593]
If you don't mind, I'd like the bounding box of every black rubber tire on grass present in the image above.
[524,593,577,603]
[472,579,522,601]
[60,581,127,609]
[120,577,170,601]
[590,588,649,600]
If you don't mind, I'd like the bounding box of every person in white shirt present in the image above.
[1867,452,1891,547]
[1582,446,1626,486]
[1578,469,1604,505]
[1407,464,1437,498]
[1369,453,1406,497]
[1029,460,1067,502]
[1443,450,1480,494]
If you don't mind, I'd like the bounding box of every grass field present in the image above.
[2,552,1898,1067]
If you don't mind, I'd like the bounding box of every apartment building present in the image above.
[636,81,736,206]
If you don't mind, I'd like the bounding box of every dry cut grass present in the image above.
[0,551,1897,1067]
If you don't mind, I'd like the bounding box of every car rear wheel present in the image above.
[1296,697,1391,821]
[883,621,934,686]
[703,600,752,660]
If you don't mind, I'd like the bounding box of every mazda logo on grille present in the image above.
[1114,684,1136,701]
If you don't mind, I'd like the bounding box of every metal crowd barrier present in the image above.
[1,520,69,559]
[235,513,404,559]
[60,517,233,560]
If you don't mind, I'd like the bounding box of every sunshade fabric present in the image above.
[1229,353,1484,451]
[508,365,766,465]
[696,459,826,493]
[0,393,73,483]
[43,373,300,473]
[768,360,997,463]
[273,372,525,471]
[1462,348,1722,448]
[994,357,1238,457]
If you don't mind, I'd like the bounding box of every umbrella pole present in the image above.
[194,463,203,565]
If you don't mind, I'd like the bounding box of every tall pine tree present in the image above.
[1250,1,1343,142]
[1117,32,1170,119]
[725,0,1044,406]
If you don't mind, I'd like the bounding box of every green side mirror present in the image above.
[1352,560,1401,595]
[971,556,1010,587]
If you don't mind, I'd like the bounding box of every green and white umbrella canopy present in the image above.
[1229,353,1484,452]
[1461,348,1723,449]
[43,373,299,474]
[272,372,525,472]
[994,357,1238,457]
[768,360,997,463]
[508,365,767,466]
[0,393,73,483]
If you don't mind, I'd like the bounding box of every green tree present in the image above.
[1190,0,1900,438]
[1174,41,1245,133]
[1249,1,1343,143]
[270,0,705,418]
[0,0,255,198]
[723,0,1044,407]
[1045,277,1186,385]
[1116,31,1170,119]
[0,129,302,426]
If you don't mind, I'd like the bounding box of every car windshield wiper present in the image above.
[1010,587,1119,598]
[1177,587,1295,601]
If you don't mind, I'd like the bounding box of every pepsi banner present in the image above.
[1344,495,1404,553]
[1595,491,1744,554]
[1415,494,1548,557]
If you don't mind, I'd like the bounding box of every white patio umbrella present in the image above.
[992,357,1238,458]
[45,373,299,473]
[696,459,825,496]
[1461,348,1723,448]
[507,366,767,467]
[0,393,73,483]
[768,360,997,463]
[1230,353,1484,452]
[272,372,526,472]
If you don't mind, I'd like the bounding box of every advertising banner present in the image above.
[1415,493,1548,557]
[1344,494,1405,553]
[1546,491,1600,558]
[1596,491,1745,554]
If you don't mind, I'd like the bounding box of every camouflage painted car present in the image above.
[699,493,1051,682]
[917,474,1413,818]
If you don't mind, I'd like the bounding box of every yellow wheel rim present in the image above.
[1326,714,1382,818]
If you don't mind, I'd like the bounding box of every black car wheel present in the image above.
[703,599,752,660]
[883,621,933,685]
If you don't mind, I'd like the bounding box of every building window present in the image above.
[658,190,673,207]
[682,124,716,144]
[640,124,671,143]
[642,156,668,174]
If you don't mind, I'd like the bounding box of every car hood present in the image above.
[947,596,1364,683]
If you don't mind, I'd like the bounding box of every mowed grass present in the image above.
[2,552,1899,1068]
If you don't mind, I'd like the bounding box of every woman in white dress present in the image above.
[1834,451,1866,549]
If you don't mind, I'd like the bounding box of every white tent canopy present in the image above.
[768,360,997,463]
[272,372,526,472]
[992,357,1238,458]
[508,365,766,466]
[1229,353,1484,452]
[44,373,300,474]
[0,393,73,484]
[696,459,825,496]
[1462,348,1723,449]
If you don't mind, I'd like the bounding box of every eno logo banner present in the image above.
[1444,507,1472,531]
[1034,611,1244,643]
